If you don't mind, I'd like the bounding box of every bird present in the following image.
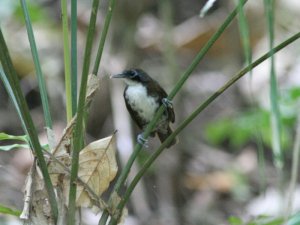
[110,68,177,148]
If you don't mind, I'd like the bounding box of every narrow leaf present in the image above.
[264,0,283,168]
[71,0,78,115]
[61,0,72,121]
[20,0,53,129]
[92,0,117,74]
[0,70,25,130]
[236,0,252,68]
[0,132,27,142]
[0,144,29,151]
[0,204,21,217]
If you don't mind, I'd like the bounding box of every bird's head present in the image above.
[110,68,151,86]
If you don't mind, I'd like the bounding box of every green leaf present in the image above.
[264,0,283,169]
[20,0,53,129]
[204,109,292,151]
[236,0,252,69]
[0,144,29,151]
[0,132,27,142]
[228,216,243,225]
[14,0,49,23]
[246,216,284,225]
[0,204,21,217]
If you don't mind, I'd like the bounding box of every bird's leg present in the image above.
[137,133,149,148]
[162,98,173,118]
[162,98,173,109]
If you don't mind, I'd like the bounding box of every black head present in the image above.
[110,68,152,84]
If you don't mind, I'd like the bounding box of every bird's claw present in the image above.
[137,133,149,148]
[162,98,173,109]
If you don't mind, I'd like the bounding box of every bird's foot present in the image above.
[162,98,173,109]
[137,133,149,148]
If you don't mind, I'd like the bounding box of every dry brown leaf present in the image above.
[21,77,107,223]
[86,74,100,103]
[63,135,118,209]
[21,161,55,225]
[47,118,75,185]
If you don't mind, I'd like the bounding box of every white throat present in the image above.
[124,83,159,122]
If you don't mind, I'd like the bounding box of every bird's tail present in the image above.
[157,126,178,148]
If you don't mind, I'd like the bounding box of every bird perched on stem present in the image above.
[111,68,177,148]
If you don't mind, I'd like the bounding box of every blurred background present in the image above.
[1,0,300,224]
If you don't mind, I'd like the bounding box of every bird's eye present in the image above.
[129,70,138,78]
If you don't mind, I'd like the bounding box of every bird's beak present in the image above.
[110,73,125,79]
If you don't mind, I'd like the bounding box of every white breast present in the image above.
[125,84,159,122]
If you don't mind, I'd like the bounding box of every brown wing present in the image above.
[148,80,175,123]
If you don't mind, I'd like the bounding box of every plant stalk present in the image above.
[92,0,117,75]
[71,0,77,115]
[61,0,72,121]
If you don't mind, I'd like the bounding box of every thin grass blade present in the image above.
[0,204,21,217]
[264,0,283,169]
[61,0,72,121]
[92,0,117,75]
[236,0,252,69]
[71,0,77,115]
[20,0,52,129]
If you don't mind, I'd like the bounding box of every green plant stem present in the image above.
[61,0,72,122]
[20,0,52,129]
[264,0,283,169]
[82,0,101,79]
[0,28,58,223]
[92,0,117,75]
[67,0,114,224]
[108,31,300,225]
[71,0,77,115]
[78,0,102,148]
[168,0,246,100]
[286,111,300,219]
[99,2,248,224]
[236,0,252,67]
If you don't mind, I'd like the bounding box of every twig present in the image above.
[20,159,36,220]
